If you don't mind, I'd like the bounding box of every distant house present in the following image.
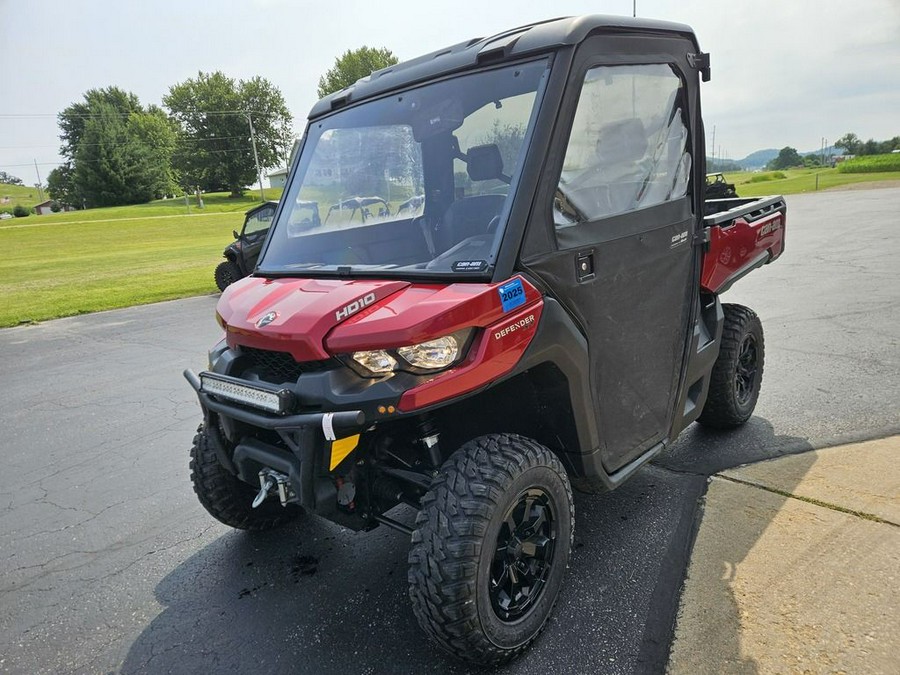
[34,200,75,215]
[268,167,289,189]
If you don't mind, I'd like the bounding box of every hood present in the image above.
[215,275,540,362]
[217,277,411,361]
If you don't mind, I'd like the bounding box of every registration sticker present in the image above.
[498,278,526,312]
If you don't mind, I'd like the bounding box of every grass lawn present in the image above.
[723,168,900,197]
[1,187,284,225]
[1,210,243,327]
[3,170,900,328]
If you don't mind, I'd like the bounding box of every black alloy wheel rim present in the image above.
[489,488,556,622]
[735,333,759,405]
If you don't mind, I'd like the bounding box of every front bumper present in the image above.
[184,369,366,511]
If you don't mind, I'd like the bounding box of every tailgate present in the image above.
[701,196,787,294]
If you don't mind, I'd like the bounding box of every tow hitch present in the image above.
[252,468,294,508]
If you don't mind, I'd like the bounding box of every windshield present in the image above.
[259,59,549,277]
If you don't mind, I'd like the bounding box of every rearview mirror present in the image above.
[233,230,239,239]
[412,98,464,142]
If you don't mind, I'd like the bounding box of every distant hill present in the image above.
[800,145,841,158]
[0,182,45,211]
[732,146,844,171]
[735,149,778,170]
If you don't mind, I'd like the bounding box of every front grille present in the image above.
[238,347,331,384]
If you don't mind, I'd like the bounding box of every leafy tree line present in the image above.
[834,132,900,157]
[48,77,292,207]
[764,132,899,171]
[47,46,398,209]
[0,171,24,185]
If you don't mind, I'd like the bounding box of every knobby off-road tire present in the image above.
[408,434,574,665]
[214,260,241,292]
[698,303,765,429]
[190,425,302,530]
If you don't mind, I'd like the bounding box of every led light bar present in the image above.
[200,372,291,414]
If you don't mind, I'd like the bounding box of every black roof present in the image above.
[246,200,278,216]
[309,15,700,120]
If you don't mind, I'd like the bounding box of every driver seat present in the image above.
[433,143,508,252]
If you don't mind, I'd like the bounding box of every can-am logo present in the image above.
[335,292,377,322]
[255,311,278,328]
[757,217,783,239]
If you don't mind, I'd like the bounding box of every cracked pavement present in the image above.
[0,188,898,674]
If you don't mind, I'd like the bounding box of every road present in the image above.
[1,188,898,674]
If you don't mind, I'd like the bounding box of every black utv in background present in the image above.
[215,201,278,291]
[215,200,322,291]
[705,172,738,198]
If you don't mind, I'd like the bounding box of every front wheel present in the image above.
[408,434,574,665]
[214,260,241,291]
[698,303,765,428]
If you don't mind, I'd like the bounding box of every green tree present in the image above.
[164,71,293,197]
[73,104,167,207]
[127,105,179,195]
[46,164,79,207]
[54,87,174,207]
[767,146,803,170]
[0,171,23,185]
[861,139,880,155]
[58,86,142,161]
[802,155,822,168]
[317,47,399,98]
[834,133,861,156]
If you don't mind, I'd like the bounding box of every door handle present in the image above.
[576,250,595,282]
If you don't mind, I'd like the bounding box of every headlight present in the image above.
[347,330,471,377]
[397,336,459,370]
[351,350,397,375]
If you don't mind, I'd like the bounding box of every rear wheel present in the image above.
[698,304,764,428]
[190,425,303,530]
[214,260,241,291]
[408,434,574,665]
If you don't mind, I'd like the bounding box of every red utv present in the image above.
[186,15,785,664]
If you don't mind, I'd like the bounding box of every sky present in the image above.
[1,0,899,185]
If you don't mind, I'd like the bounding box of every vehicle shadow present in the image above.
[119,416,815,675]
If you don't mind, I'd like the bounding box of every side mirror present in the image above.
[233,230,239,239]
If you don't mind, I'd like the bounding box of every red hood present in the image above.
[217,277,411,360]
[216,275,540,361]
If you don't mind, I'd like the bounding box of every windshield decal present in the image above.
[452,260,488,272]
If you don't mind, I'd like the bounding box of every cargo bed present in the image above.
[701,195,787,293]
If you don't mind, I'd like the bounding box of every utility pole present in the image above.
[246,113,266,202]
[633,1,637,17]
[33,160,44,202]
[710,125,716,168]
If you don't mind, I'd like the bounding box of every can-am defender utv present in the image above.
[185,15,786,665]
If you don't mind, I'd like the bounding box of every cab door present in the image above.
[523,38,702,473]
